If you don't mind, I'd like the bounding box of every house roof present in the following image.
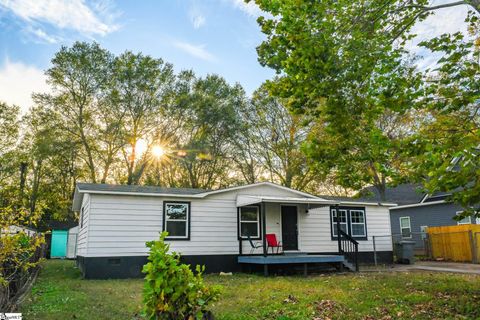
[76,183,206,195]
[422,192,451,203]
[72,181,396,212]
[317,194,397,206]
[354,183,425,206]
[72,182,319,211]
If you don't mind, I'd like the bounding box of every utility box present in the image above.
[395,240,416,264]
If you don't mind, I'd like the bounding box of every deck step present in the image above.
[342,260,356,272]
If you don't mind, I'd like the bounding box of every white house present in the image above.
[72,182,395,278]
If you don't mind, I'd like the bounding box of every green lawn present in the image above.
[21,260,480,320]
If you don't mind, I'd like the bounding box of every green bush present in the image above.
[142,232,221,320]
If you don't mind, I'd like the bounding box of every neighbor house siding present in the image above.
[390,202,468,248]
[76,193,90,256]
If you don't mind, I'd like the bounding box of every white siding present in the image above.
[299,205,393,252]
[76,194,90,256]
[81,183,392,257]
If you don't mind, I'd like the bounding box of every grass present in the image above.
[20,260,480,320]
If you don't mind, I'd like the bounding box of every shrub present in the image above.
[142,232,221,320]
[0,206,45,311]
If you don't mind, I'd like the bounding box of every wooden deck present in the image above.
[238,254,345,276]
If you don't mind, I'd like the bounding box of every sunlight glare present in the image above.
[135,139,148,156]
[152,145,166,158]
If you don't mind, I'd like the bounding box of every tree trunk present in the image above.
[78,106,96,183]
[29,160,42,214]
[376,183,387,202]
[19,162,27,203]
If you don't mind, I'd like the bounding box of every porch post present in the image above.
[336,203,341,254]
[261,201,267,257]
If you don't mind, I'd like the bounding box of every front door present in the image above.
[281,206,298,251]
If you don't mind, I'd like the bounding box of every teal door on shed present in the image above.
[51,230,68,258]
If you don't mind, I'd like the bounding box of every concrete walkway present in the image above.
[365,261,480,275]
[406,261,480,274]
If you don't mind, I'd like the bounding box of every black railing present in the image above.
[338,229,359,272]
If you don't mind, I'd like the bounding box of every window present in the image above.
[331,209,348,237]
[239,206,260,239]
[330,207,367,240]
[163,202,190,239]
[399,217,411,238]
[350,210,366,237]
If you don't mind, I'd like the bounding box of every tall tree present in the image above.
[253,0,425,198]
[0,102,20,208]
[113,51,175,185]
[410,14,480,214]
[246,85,318,191]
[0,102,20,187]
[20,106,82,221]
[176,75,245,189]
[34,41,114,183]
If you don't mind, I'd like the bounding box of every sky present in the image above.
[0,0,473,112]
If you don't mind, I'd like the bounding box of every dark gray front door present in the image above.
[281,206,298,250]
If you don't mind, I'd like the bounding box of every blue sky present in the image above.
[0,0,471,111]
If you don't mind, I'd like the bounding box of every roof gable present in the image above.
[200,182,319,199]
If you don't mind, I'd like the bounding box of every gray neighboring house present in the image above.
[357,184,479,251]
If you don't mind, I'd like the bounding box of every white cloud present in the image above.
[0,59,49,112]
[227,0,263,18]
[191,14,205,29]
[173,41,215,61]
[408,0,471,70]
[0,0,119,37]
[28,26,60,43]
[189,8,206,29]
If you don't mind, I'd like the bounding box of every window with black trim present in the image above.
[163,202,190,239]
[239,206,260,239]
[350,210,366,237]
[330,207,367,240]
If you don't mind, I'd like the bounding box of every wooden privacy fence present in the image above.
[427,224,480,263]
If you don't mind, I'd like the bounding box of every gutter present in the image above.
[390,200,446,210]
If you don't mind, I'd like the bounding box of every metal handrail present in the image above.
[338,229,359,272]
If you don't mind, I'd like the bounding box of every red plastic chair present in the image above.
[266,233,283,254]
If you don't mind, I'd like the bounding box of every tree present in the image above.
[243,85,319,191]
[252,0,426,198]
[175,74,245,189]
[409,14,480,214]
[0,102,20,190]
[112,51,175,185]
[34,41,115,183]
